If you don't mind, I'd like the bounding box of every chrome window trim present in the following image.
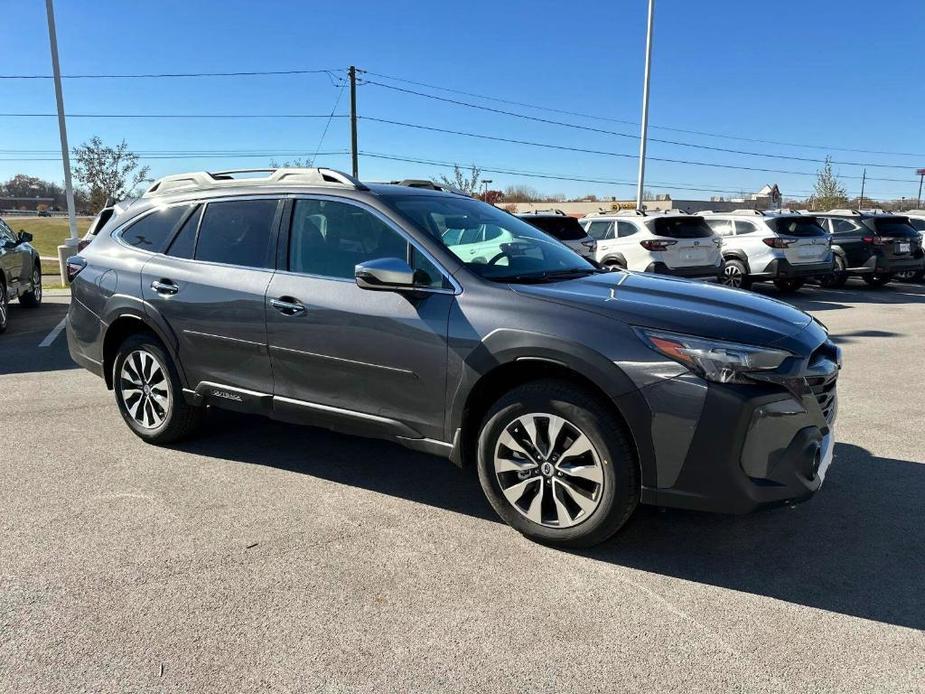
[285,193,463,295]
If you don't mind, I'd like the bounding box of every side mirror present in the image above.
[17,231,33,244]
[355,257,416,291]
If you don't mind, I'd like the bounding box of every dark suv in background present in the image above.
[66,167,840,547]
[515,210,597,260]
[816,210,924,287]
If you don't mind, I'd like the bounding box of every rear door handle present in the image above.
[151,279,179,296]
[270,297,306,316]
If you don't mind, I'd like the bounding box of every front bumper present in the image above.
[645,261,722,280]
[637,349,839,515]
[758,258,833,280]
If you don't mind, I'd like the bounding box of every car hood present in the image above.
[510,271,820,352]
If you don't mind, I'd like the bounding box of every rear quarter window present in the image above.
[195,199,279,268]
[121,205,189,252]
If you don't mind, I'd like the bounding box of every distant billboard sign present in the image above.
[917,169,925,176]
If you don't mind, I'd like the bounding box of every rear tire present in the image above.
[113,333,202,444]
[19,265,42,307]
[862,273,892,287]
[602,258,625,272]
[773,278,804,293]
[721,259,751,289]
[819,255,848,288]
[896,269,924,283]
[476,379,639,548]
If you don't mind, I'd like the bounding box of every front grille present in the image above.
[805,372,837,423]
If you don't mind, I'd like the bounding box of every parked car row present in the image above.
[66,167,844,547]
[516,207,925,293]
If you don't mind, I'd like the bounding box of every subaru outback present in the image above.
[67,167,840,547]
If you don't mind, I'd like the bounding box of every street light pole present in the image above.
[635,0,655,211]
[482,179,493,201]
[916,169,925,208]
[45,0,79,284]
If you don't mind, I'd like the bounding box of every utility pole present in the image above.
[859,168,866,210]
[45,0,79,284]
[349,66,359,178]
[916,169,925,208]
[635,0,655,211]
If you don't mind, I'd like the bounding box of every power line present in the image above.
[310,80,349,165]
[359,116,914,183]
[359,150,822,197]
[0,112,347,119]
[363,79,917,170]
[363,69,925,159]
[0,68,344,80]
[0,150,348,162]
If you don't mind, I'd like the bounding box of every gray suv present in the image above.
[66,167,841,547]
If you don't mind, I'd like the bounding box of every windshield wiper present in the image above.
[491,268,601,283]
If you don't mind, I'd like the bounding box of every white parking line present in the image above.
[39,317,68,348]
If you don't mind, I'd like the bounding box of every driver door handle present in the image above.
[270,297,306,316]
[150,279,179,296]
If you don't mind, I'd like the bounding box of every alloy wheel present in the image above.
[722,264,743,288]
[493,412,604,528]
[119,350,171,429]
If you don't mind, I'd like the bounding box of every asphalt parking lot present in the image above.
[1,282,924,693]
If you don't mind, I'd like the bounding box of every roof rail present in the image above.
[615,209,647,217]
[381,179,471,197]
[729,208,765,216]
[517,208,567,216]
[143,167,368,196]
[823,208,861,216]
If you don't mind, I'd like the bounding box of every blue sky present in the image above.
[1,0,923,202]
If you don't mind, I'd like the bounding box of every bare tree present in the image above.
[437,164,481,196]
[812,156,848,210]
[503,184,542,202]
[72,137,150,212]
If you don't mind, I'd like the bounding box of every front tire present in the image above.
[819,255,848,288]
[476,379,639,548]
[773,278,804,293]
[721,259,751,289]
[113,334,202,444]
[19,265,42,307]
[862,272,892,287]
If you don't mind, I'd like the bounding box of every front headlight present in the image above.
[634,328,792,384]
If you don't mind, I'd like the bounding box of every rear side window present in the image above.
[585,220,613,240]
[873,218,918,238]
[521,216,587,241]
[195,199,278,268]
[654,217,714,239]
[769,217,828,237]
[122,205,189,251]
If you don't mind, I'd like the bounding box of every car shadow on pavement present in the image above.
[582,442,925,631]
[178,413,923,630]
[754,280,925,312]
[0,300,78,375]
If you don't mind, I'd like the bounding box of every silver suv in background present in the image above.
[580,210,722,279]
[896,210,925,282]
[703,210,832,292]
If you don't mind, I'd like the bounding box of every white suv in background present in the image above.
[579,210,722,279]
[898,210,925,282]
[703,210,832,292]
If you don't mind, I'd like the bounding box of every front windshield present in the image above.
[384,195,595,280]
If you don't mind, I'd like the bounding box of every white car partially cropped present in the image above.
[580,210,722,279]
